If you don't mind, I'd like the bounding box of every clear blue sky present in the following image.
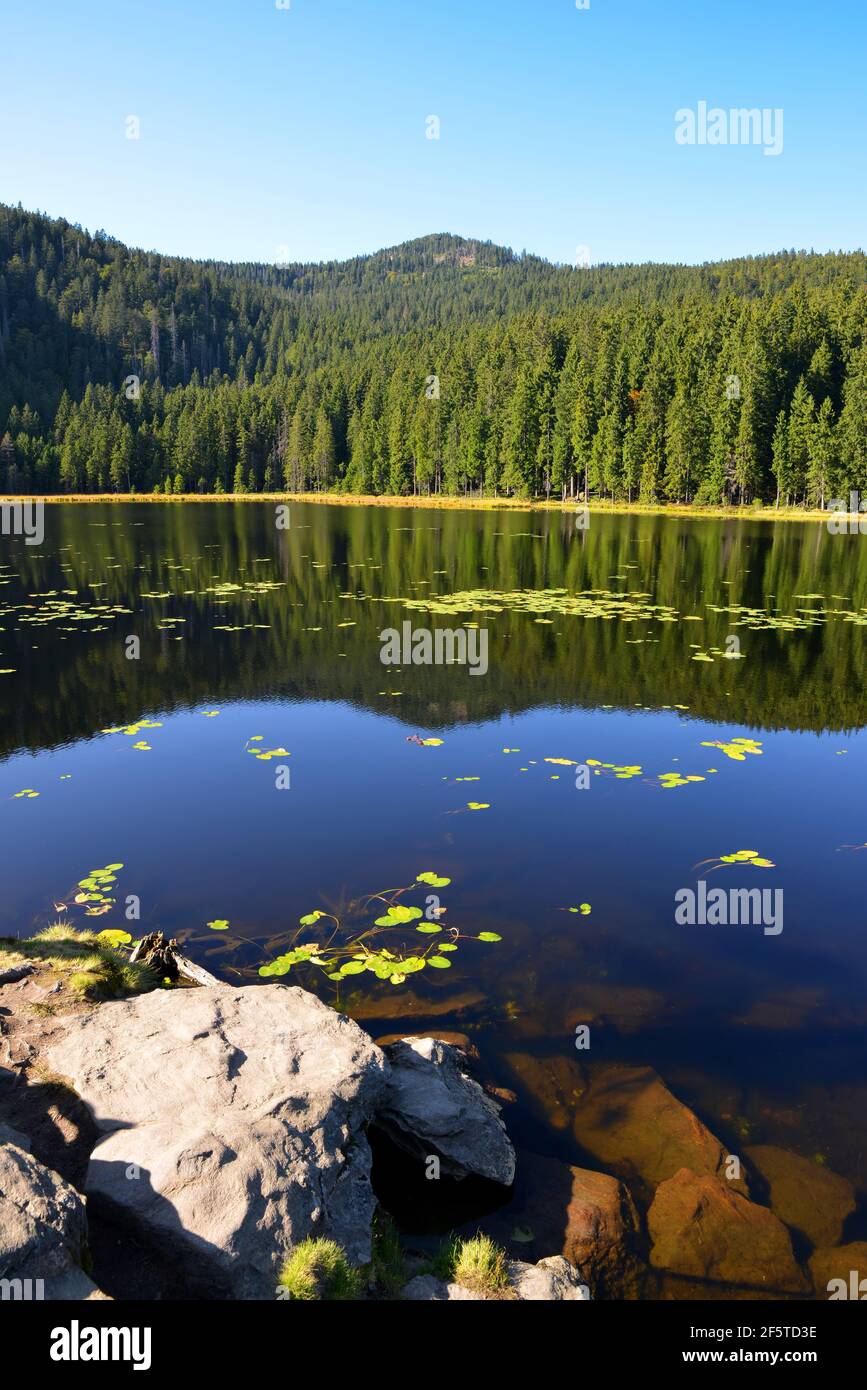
[1,0,864,267]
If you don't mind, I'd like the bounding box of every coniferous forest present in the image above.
[1,201,866,506]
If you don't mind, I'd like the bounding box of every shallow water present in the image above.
[2,501,866,1292]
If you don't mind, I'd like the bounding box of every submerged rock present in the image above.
[483,1151,644,1297]
[503,1052,586,1131]
[45,985,389,1299]
[401,1256,589,1301]
[744,1145,855,1248]
[0,1123,105,1299]
[378,1036,516,1186]
[345,988,486,1023]
[733,989,824,1032]
[808,1242,867,1298]
[648,1168,809,1292]
[572,1064,748,1197]
[560,1165,643,1297]
[563,984,670,1036]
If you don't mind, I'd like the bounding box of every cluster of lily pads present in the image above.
[6,566,867,693]
[658,771,706,789]
[694,849,776,872]
[73,862,125,917]
[543,756,644,781]
[519,739,764,790]
[101,718,163,752]
[36,859,133,949]
[699,736,763,762]
[245,737,290,761]
[397,586,680,625]
[257,870,501,988]
[2,593,134,634]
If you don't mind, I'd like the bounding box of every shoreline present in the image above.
[0,933,585,1301]
[3,930,832,1304]
[0,491,842,525]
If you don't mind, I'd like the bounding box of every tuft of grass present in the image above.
[369,1210,407,1297]
[277,1239,362,1302]
[1,926,156,1000]
[453,1233,510,1297]
[426,1232,512,1299]
[425,1233,460,1283]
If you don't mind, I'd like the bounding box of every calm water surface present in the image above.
[2,502,866,1291]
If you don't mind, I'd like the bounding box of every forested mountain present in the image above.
[1,202,866,504]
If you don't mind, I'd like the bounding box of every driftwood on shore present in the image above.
[130,932,225,988]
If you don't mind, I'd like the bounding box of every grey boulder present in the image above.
[45,985,389,1299]
[378,1037,516,1186]
[402,1275,485,1300]
[0,1124,104,1299]
[510,1256,591,1300]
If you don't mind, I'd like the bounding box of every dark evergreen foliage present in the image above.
[1,203,865,504]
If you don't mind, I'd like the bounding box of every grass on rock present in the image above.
[426,1232,513,1299]
[277,1239,362,1301]
[0,925,157,1000]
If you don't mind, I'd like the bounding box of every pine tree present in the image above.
[501,367,538,497]
[664,377,706,503]
[569,362,595,501]
[534,349,557,497]
[312,408,336,491]
[284,410,307,491]
[771,410,790,506]
[787,379,815,504]
[838,343,867,497]
[806,397,835,508]
[806,339,834,404]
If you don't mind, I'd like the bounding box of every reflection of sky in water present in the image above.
[2,502,867,1245]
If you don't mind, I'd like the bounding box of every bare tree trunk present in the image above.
[130,932,226,988]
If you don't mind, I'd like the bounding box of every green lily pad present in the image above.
[374,905,423,927]
[97,929,132,947]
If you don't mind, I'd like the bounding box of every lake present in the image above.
[2,500,866,1293]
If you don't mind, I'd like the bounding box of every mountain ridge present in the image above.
[4,203,864,276]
